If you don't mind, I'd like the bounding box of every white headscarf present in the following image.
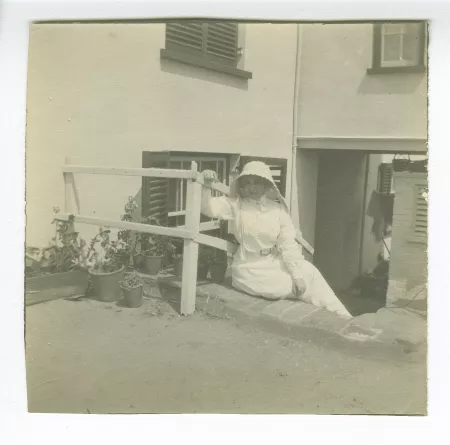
[230,161,289,259]
[230,161,289,211]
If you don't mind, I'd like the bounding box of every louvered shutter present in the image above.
[414,186,428,237]
[205,22,238,62]
[166,22,204,52]
[378,163,393,194]
[239,156,288,197]
[142,151,172,226]
[165,21,238,66]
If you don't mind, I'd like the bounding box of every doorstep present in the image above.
[153,273,427,363]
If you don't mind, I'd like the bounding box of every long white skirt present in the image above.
[231,250,352,318]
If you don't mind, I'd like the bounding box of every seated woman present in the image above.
[201,161,352,318]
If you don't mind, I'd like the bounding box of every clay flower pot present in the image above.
[197,263,209,281]
[121,284,144,308]
[133,254,143,269]
[142,254,164,275]
[173,256,183,278]
[88,266,125,302]
[209,263,227,283]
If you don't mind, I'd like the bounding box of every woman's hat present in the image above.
[229,161,288,211]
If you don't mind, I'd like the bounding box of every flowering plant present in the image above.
[36,209,87,273]
[119,271,143,289]
[114,197,140,256]
[85,227,123,273]
[140,216,171,256]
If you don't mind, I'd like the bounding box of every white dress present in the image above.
[201,193,352,318]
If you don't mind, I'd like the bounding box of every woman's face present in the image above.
[238,175,269,200]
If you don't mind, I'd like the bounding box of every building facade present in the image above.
[293,22,428,292]
[26,22,298,247]
[26,21,428,300]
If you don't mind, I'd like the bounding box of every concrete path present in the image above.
[25,297,426,414]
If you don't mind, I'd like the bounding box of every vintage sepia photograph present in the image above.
[24,19,428,414]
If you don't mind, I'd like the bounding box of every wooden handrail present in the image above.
[63,165,195,179]
[61,159,314,316]
[195,173,230,195]
[55,213,192,239]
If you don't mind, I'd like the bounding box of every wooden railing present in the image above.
[59,158,313,315]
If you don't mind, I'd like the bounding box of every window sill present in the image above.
[367,65,426,75]
[160,48,252,80]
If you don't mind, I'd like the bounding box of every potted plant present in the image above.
[167,237,184,278]
[109,239,132,269]
[140,216,167,275]
[197,245,213,280]
[359,254,389,303]
[392,156,410,172]
[169,239,211,281]
[113,197,140,268]
[119,271,144,308]
[209,249,228,283]
[34,210,85,276]
[25,210,90,305]
[87,227,125,302]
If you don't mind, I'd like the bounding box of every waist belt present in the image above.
[236,246,279,259]
[260,247,278,256]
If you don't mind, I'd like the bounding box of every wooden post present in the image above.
[63,157,74,213]
[180,161,202,315]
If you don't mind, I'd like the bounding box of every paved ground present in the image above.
[25,292,427,415]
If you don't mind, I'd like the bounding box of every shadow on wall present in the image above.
[160,58,249,91]
[357,73,425,95]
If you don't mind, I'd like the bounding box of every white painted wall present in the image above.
[26,23,298,247]
[295,150,319,261]
[297,23,427,140]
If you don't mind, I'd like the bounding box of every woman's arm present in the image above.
[200,170,234,221]
[276,209,307,294]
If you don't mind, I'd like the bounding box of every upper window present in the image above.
[368,22,426,74]
[166,22,239,67]
[161,21,252,79]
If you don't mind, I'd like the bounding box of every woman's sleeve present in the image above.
[201,189,234,220]
[276,208,306,280]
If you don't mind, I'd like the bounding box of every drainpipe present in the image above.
[289,24,302,224]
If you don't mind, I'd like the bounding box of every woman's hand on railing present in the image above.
[202,170,218,184]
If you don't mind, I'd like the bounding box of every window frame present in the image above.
[367,22,427,75]
[168,155,228,220]
[160,21,252,80]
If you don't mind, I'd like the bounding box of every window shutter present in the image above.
[378,163,393,194]
[166,22,204,51]
[165,21,238,66]
[239,156,288,197]
[142,151,172,226]
[205,22,238,61]
[414,186,428,237]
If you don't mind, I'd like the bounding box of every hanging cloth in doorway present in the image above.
[380,193,394,227]
[366,190,385,242]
